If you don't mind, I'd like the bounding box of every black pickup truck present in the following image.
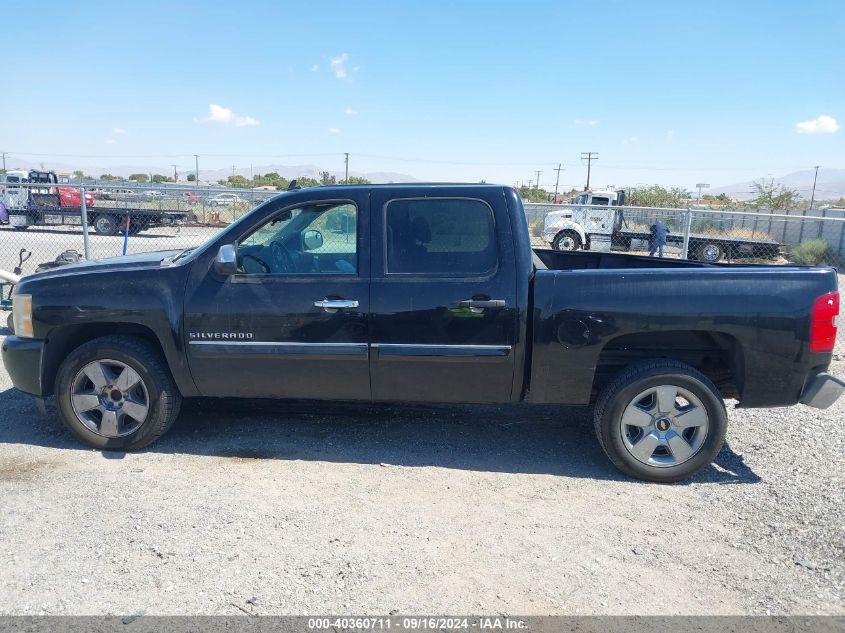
[3,184,842,481]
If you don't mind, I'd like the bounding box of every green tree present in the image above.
[343,175,370,185]
[295,176,320,188]
[224,175,252,188]
[187,174,196,182]
[72,169,86,179]
[518,186,553,203]
[625,185,691,208]
[151,174,173,183]
[749,180,800,210]
[319,171,336,186]
[128,173,149,183]
[99,173,119,181]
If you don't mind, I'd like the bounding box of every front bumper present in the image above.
[1,336,45,396]
[800,372,845,410]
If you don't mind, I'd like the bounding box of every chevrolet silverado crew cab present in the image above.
[3,184,843,482]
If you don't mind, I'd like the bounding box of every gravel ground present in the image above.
[0,275,842,616]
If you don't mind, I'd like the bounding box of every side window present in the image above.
[237,202,358,275]
[385,198,497,275]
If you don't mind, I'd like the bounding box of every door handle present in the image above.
[459,299,506,309]
[314,299,359,311]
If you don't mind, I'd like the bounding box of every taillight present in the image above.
[810,291,839,353]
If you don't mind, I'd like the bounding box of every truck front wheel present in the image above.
[55,335,182,451]
[553,231,582,251]
[93,214,119,236]
[593,360,727,482]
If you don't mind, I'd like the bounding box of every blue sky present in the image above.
[2,0,843,191]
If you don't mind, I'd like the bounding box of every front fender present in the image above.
[544,220,586,245]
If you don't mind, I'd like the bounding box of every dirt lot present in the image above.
[0,277,843,616]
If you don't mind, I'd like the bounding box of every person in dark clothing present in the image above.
[649,221,669,257]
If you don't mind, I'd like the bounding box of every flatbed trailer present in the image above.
[7,201,187,236]
[613,228,780,262]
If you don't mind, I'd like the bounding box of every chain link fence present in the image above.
[526,202,845,266]
[0,183,843,283]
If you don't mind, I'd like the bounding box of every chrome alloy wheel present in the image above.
[619,385,709,467]
[70,359,150,437]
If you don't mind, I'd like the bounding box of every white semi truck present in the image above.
[541,190,779,262]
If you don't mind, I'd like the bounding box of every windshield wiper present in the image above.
[163,248,194,264]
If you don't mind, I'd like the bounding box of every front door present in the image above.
[183,192,370,400]
[369,190,519,403]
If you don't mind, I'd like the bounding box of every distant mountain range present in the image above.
[710,168,845,202]
[3,159,417,185]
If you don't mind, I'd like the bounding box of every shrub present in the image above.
[789,239,834,265]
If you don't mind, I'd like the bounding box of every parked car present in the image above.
[209,193,244,206]
[2,184,842,482]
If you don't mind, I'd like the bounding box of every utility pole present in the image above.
[1,151,6,172]
[170,164,178,182]
[232,165,236,179]
[809,165,820,211]
[194,154,199,185]
[534,170,542,190]
[581,152,598,190]
[344,153,349,184]
[553,163,563,201]
[527,179,533,189]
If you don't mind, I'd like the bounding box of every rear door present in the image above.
[369,187,519,403]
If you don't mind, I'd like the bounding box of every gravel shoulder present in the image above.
[0,276,842,616]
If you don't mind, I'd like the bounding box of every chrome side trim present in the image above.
[189,341,368,358]
[372,343,512,362]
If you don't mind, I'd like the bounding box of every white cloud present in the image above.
[623,136,639,145]
[796,114,840,135]
[104,139,117,145]
[111,127,126,134]
[202,103,260,127]
[344,106,359,116]
[310,64,319,72]
[330,53,350,79]
[575,118,599,126]
[328,127,341,134]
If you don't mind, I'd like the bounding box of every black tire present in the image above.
[553,230,582,251]
[696,242,723,263]
[593,360,727,483]
[93,214,119,236]
[55,335,182,451]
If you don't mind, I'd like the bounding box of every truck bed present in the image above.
[528,247,838,409]
[533,248,715,270]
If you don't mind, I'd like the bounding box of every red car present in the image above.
[57,186,95,208]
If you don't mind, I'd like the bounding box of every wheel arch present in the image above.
[553,221,587,245]
[591,329,746,403]
[41,322,196,398]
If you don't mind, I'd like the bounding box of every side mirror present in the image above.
[214,244,237,275]
[303,229,324,251]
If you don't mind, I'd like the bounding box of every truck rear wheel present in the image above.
[593,360,727,482]
[553,230,581,251]
[696,242,723,263]
[93,214,119,236]
[55,335,182,451]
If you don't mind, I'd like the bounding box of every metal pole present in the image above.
[553,163,562,202]
[79,186,91,259]
[808,165,819,212]
[344,153,349,184]
[194,154,199,185]
[681,208,692,259]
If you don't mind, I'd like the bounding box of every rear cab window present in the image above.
[384,198,497,275]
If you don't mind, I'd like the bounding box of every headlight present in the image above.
[12,293,33,338]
